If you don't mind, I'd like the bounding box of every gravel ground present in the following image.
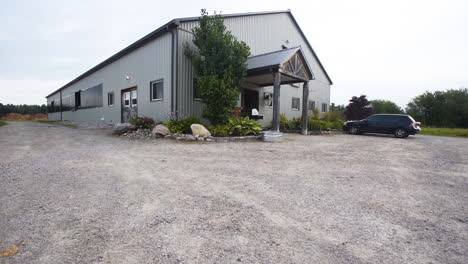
[0,121,467,264]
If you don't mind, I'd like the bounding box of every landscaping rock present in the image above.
[152,124,170,138]
[191,124,211,137]
[113,123,135,135]
[183,135,196,141]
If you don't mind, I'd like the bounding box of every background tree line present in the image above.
[0,103,47,117]
[334,88,468,128]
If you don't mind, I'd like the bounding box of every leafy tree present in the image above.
[184,10,251,124]
[0,103,47,117]
[371,99,404,114]
[406,88,468,128]
[330,103,345,112]
[343,95,373,120]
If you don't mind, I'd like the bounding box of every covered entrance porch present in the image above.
[241,47,315,134]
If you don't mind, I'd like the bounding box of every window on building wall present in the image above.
[322,103,328,112]
[150,80,163,101]
[124,92,130,106]
[308,100,315,110]
[292,97,300,111]
[193,78,201,100]
[131,90,137,106]
[75,91,81,109]
[108,92,114,106]
[50,101,55,113]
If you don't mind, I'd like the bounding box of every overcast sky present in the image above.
[1,0,467,107]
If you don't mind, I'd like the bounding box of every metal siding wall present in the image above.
[178,13,331,125]
[47,33,173,124]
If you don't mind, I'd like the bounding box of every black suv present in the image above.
[343,114,421,138]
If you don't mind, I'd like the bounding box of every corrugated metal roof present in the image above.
[247,47,299,70]
[47,9,332,98]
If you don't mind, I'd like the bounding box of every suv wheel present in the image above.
[394,128,408,138]
[349,125,359,135]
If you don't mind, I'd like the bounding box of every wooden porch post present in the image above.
[271,72,281,132]
[301,81,309,135]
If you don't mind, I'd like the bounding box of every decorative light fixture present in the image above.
[125,75,131,80]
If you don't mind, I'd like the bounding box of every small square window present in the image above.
[292,97,300,111]
[108,92,114,106]
[308,100,315,110]
[193,78,201,100]
[150,80,163,101]
[322,103,328,112]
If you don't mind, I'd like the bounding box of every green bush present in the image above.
[330,121,344,130]
[279,113,302,130]
[227,117,262,136]
[307,118,332,131]
[321,111,343,123]
[165,116,202,134]
[209,124,230,137]
[130,116,155,129]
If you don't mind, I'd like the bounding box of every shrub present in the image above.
[165,116,202,134]
[307,118,332,131]
[209,124,230,137]
[227,117,262,136]
[321,111,343,123]
[279,113,302,130]
[278,114,342,132]
[130,116,155,129]
[310,109,320,120]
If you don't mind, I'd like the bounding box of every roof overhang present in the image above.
[242,47,314,88]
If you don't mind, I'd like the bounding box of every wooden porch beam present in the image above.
[301,81,309,135]
[271,72,281,132]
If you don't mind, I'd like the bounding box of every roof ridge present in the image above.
[176,10,291,22]
[248,46,300,59]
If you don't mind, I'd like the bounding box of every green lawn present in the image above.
[420,127,468,138]
[0,120,6,127]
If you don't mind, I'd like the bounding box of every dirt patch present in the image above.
[0,113,47,120]
[0,122,467,263]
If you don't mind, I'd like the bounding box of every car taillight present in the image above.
[410,122,421,128]
[416,122,421,127]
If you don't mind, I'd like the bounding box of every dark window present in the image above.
[124,92,130,106]
[308,100,315,110]
[75,91,81,109]
[108,92,114,106]
[368,115,385,123]
[131,90,137,106]
[150,80,163,101]
[322,103,328,112]
[50,101,55,113]
[193,78,201,100]
[61,95,72,111]
[292,97,300,110]
[78,84,103,109]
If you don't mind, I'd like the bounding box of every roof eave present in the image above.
[46,19,180,98]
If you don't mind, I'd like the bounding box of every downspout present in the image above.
[170,28,175,113]
[168,21,180,117]
[174,26,179,119]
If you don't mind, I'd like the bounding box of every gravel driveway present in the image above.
[0,121,467,264]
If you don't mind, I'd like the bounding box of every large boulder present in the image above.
[191,124,211,137]
[152,124,170,138]
[113,123,135,135]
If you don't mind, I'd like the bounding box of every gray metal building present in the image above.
[46,10,333,127]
